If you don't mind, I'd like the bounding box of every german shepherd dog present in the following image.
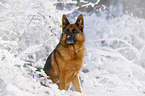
[43,14,85,93]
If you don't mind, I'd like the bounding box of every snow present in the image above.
[0,0,145,96]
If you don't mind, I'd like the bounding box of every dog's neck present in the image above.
[66,41,84,54]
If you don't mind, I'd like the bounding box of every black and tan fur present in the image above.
[43,14,85,93]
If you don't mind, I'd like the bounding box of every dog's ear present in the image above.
[62,14,70,28]
[75,14,84,32]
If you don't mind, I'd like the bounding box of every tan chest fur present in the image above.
[56,43,85,72]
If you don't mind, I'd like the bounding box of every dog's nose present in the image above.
[67,35,71,39]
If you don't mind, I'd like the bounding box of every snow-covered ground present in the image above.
[0,0,145,96]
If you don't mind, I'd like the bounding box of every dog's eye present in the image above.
[73,29,78,34]
[65,30,69,34]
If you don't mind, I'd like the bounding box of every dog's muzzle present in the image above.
[65,35,77,45]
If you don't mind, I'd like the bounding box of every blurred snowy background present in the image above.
[0,0,145,96]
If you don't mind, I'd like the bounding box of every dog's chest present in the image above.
[66,46,85,60]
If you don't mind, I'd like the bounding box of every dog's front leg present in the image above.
[72,73,82,93]
[59,72,67,90]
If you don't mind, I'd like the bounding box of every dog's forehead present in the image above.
[66,24,79,31]
[68,24,75,28]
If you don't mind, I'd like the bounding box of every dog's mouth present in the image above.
[65,40,76,45]
[65,35,77,45]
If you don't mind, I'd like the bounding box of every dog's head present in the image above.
[60,14,85,45]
